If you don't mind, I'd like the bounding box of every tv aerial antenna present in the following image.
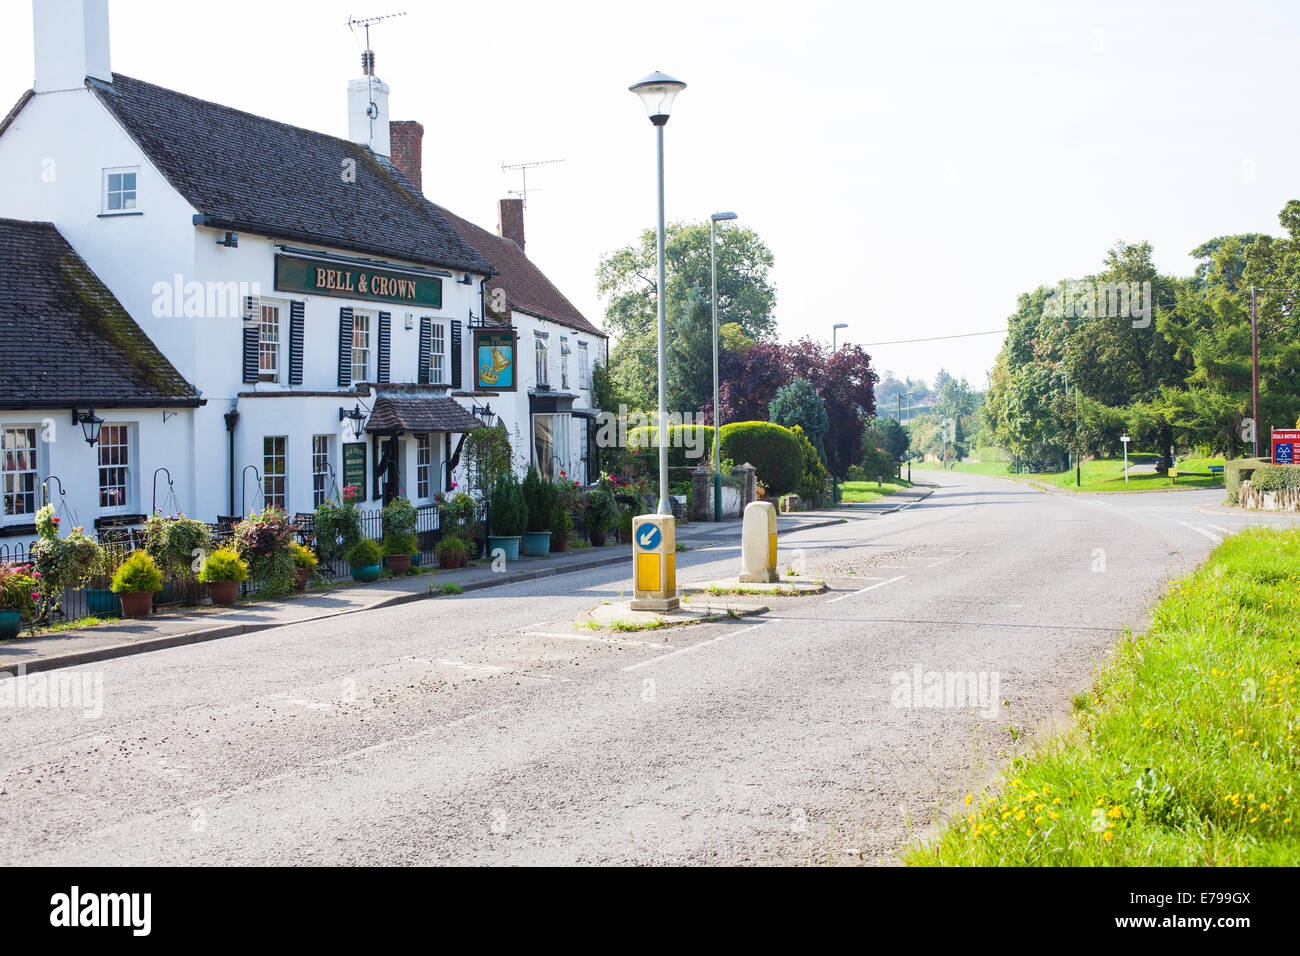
[501,158,565,209]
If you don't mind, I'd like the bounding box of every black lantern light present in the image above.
[472,403,496,428]
[339,403,367,439]
[72,407,104,447]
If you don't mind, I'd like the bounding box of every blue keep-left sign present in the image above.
[636,523,662,551]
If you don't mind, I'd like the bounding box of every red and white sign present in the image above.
[1272,429,1300,465]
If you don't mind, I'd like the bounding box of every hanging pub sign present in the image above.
[474,329,517,392]
[274,254,442,308]
[342,442,367,495]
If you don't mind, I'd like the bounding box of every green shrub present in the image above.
[489,472,528,537]
[111,551,163,594]
[1246,464,1300,493]
[313,499,362,562]
[233,508,297,597]
[436,492,479,546]
[30,526,105,609]
[143,514,213,576]
[625,424,715,469]
[347,538,382,567]
[382,532,418,557]
[381,496,417,539]
[790,424,827,507]
[719,421,802,497]
[289,541,318,570]
[523,466,557,532]
[198,547,249,584]
[846,464,868,482]
[1225,457,1271,504]
[0,564,39,620]
[584,487,618,533]
[435,536,469,561]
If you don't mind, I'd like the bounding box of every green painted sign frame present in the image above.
[342,442,367,495]
[274,255,442,308]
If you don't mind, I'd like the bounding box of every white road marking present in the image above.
[1172,521,1222,544]
[622,621,771,673]
[1208,524,1233,536]
[524,631,674,650]
[826,575,905,604]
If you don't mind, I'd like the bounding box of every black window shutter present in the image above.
[337,307,353,387]
[418,317,432,384]
[450,320,463,389]
[377,311,391,383]
[242,295,260,384]
[288,301,305,385]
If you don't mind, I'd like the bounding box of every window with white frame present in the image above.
[560,337,570,389]
[102,167,138,214]
[578,341,589,390]
[264,436,287,511]
[431,322,446,384]
[535,333,549,387]
[352,313,372,383]
[532,414,570,480]
[259,303,281,382]
[312,435,331,508]
[1,426,38,519]
[416,434,432,500]
[97,424,131,511]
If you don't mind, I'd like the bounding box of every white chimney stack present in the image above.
[33,0,112,93]
[347,49,390,157]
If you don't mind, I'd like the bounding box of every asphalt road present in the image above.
[2,473,1295,866]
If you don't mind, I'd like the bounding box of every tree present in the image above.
[769,378,829,459]
[867,416,908,460]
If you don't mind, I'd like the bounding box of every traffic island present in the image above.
[680,577,827,597]
[583,597,769,632]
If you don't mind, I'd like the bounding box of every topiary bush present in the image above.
[489,472,528,537]
[198,547,249,584]
[346,538,382,568]
[523,466,556,533]
[382,532,417,557]
[111,551,163,594]
[719,421,802,497]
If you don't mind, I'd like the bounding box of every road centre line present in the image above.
[621,621,771,673]
[525,631,674,650]
[826,575,905,604]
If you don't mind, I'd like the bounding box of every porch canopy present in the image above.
[363,396,483,435]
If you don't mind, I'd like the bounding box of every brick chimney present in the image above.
[498,198,525,251]
[389,120,425,193]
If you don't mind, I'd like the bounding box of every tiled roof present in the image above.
[433,204,606,339]
[364,396,483,433]
[0,218,200,408]
[89,74,493,275]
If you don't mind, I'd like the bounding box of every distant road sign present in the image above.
[1273,428,1300,464]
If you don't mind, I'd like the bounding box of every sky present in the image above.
[4,0,1299,393]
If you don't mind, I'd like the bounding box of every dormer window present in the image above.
[102,167,139,214]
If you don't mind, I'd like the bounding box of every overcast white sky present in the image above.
[4,0,1298,391]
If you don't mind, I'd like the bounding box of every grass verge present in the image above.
[907,527,1300,866]
[841,479,913,503]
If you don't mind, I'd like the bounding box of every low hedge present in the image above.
[719,421,802,497]
[1225,457,1271,504]
[1246,463,1300,493]
[626,424,715,470]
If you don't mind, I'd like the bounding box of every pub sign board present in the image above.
[1272,428,1300,465]
[274,254,442,308]
[474,329,517,392]
[343,442,367,495]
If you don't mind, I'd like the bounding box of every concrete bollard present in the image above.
[739,501,778,583]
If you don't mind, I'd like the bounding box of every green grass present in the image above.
[912,460,1013,477]
[913,454,1225,492]
[437,583,463,596]
[840,478,913,503]
[906,527,1300,866]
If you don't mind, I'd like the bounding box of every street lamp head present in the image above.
[711,211,738,222]
[832,323,849,330]
[629,71,686,126]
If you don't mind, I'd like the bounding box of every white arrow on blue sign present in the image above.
[637,525,662,550]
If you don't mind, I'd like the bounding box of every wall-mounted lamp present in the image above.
[71,407,104,447]
[339,403,367,439]
[217,232,239,248]
[459,273,474,285]
[472,403,496,428]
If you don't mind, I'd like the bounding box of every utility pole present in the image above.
[1251,285,1260,459]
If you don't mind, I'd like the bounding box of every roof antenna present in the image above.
[347,12,407,140]
[501,158,565,210]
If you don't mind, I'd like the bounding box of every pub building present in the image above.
[0,0,606,541]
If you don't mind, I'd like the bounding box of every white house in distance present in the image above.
[0,0,606,539]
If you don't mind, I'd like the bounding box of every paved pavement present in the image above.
[1,475,1288,866]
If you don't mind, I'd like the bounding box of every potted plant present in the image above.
[0,564,39,640]
[616,507,635,543]
[289,541,318,591]
[436,492,481,558]
[435,535,469,569]
[551,505,573,553]
[584,487,617,547]
[382,532,417,574]
[521,467,556,556]
[346,538,383,582]
[111,551,163,619]
[197,547,248,607]
[30,505,104,619]
[232,508,297,598]
[487,471,527,561]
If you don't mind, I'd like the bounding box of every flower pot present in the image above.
[589,530,607,547]
[550,534,569,553]
[86,587,120,616]
[487,535,520,562]
[521,531,552,557]
[350,564,382,583]
[437,553,467,570]
[118,591,154,619]
[0,609,21,641]
[207,581,239,607]
[295,568,309,591]
[386,554,412,574]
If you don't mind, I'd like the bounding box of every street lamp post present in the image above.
[832,322,848,351]
[630,71,687,515]
[710,210,737,521]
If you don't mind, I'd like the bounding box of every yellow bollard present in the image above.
[740,501,778,583]
[630,513,679,611]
